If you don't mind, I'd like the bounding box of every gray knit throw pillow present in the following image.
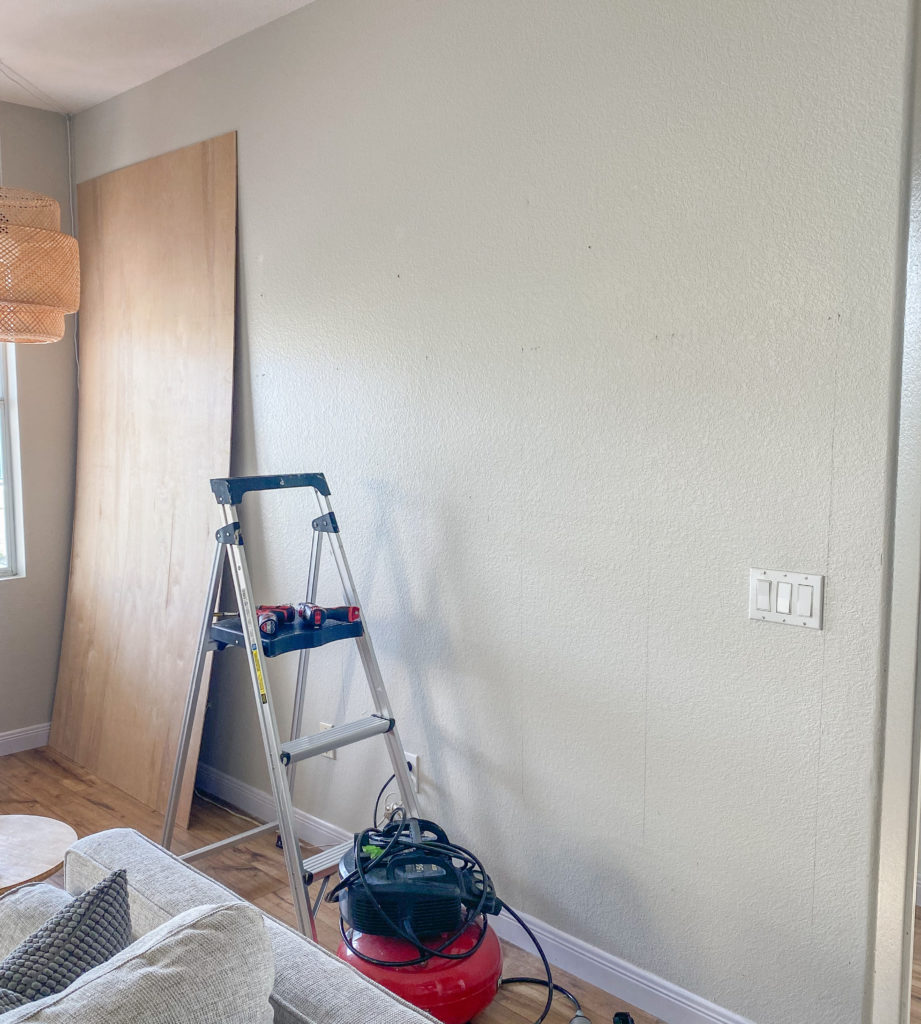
[0,987,27,1009]
[0,869,131,1003]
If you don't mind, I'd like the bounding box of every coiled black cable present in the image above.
[335,776,589,1024]
[327,814,491,967]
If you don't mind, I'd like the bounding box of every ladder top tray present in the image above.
[211,616,364,657]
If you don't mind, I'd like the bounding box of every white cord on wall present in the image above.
[64,113,79,380]
[0,57,67,115]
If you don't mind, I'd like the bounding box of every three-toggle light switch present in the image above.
[749,569,824,629]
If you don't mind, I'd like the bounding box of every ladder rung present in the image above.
[280,715,394,765]
[302,840,353,883]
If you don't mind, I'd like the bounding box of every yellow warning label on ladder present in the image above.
[250,644,268,703]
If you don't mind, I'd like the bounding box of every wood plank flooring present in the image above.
[0,748,661,1024]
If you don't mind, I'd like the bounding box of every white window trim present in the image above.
[0,343,24,579]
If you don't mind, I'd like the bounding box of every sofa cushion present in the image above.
[0,902,274,1023]
[0,870,131,1003]
[0,887,72,959]
[65,828,437,1024]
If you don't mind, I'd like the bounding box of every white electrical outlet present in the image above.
[404,751,419,793]
[319,722,336,759]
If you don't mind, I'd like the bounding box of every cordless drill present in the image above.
[297,603,361,626]
[323,605,361,623]
[256,602,360,633]
[296,603,327,628]
[257,604,296,635]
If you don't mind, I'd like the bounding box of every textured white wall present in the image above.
[73,2,911,1020]
[0,102,77,732]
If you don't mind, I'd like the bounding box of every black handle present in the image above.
[211,473,331,504]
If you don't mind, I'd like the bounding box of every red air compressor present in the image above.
[327,820,502,1023]
[338,925,503,1024]
[328,817,629,1024]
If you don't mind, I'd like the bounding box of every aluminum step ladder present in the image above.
[161,473,420,940]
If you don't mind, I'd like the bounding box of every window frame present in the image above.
[0,344,20,578]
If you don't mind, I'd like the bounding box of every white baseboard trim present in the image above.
[490,908,753,1024]
[0,722,51,756]
[195,762,751,1024]
[194,762,351,849]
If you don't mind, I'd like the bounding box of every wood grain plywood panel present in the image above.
[49,133,236,822]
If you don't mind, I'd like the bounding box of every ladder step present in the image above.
[280,715,394,765]
[302,840,353,884]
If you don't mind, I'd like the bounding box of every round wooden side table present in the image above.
[0,815,79,894]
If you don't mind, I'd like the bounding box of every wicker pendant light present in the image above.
[0,187,80,344]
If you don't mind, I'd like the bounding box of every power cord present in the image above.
[356,774,645,1024]
[327,814,492,967]
[372,771,397,828]
[355,778,565,1022]
[500,978,589,1024]
[497,904,555,1024]
[372,760,418,828]
[193,788,263,827]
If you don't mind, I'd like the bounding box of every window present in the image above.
[0,344,19,577]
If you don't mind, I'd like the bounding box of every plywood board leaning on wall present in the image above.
[50,132,237,826]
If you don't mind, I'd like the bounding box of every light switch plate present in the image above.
[749,568,824,629]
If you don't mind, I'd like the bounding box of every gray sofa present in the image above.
[54,828,435,1024]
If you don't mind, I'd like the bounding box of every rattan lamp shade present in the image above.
[0,187,80,344]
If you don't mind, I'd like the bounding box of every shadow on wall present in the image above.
[350,478,658,935]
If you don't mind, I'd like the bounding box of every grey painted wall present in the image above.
[0,102,77,733]
[72,2,911,1020]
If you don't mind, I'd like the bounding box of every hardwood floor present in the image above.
[0,747,661,1024]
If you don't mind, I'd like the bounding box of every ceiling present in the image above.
[0,0,314,114]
